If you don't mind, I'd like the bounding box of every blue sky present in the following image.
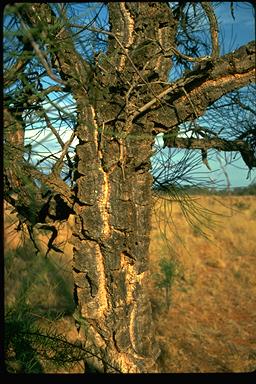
[202,2,255,187]
[215,2,255,54]
[153,2,255,189]
[22,2,255,188]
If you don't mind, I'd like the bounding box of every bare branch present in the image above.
[36,107,66,148]
[168,46,211,63]
[25,85,67,106]
[163,135,256,170]
[27,165,74,208]
[16,3,90,90]
[201,2,220,58]
[52,131,76,176]
[150,41,255,132]
[5,56,30,87]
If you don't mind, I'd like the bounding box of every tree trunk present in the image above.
[5,2,255,374]
[68,2,178,372]
[71,97,160,372]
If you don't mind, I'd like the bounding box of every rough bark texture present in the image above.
[70,3,178,372]
[143,41,255,132]
[72,105,159,372]
[4,2,255,373]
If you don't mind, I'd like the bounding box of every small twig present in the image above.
[181,86,199,118]
[201,2,220,58]
[27,165,74,207]
[216,153,231,191]
[17,14,66,85]
[36,106,76,176]
[131,75,200,120]
[167,46,211,63]
[52,131,76,175]
[36,107,65,148]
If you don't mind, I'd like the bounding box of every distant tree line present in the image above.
[153,183,256,196]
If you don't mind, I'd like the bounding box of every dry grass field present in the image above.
[148,194,256,373]
[4,194,256,373]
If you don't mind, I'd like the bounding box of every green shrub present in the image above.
[153,258,178,311]
[4,304,84,373]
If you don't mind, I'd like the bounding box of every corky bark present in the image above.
[140,41,255,132]
[14,2,178,372]
[4,2,255,373]
[70,3,178,372]
[72,103,160,372]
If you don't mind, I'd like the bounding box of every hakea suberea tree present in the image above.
[4,2,255,372]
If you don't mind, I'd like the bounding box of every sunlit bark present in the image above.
[4,2,255,373]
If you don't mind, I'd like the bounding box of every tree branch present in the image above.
[163,135,256,170]
[35,106,75,174]
[5,56,30,87]
[52,131,76,176]
[26,165,74,208]
[17,15,67,85]
[201,2,220,58]
[164,136,246,151]
[147,41,255,131]
[16,3,90,91]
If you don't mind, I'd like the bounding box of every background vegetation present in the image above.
[4,187,256,373]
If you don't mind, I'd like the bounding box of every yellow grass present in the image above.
[4,195,256,372]
[148,194,256,372]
